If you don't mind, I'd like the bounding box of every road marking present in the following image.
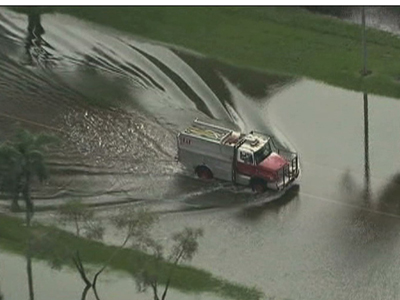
[0,111,66,133]
[299,191,400,220]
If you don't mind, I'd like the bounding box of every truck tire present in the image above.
[250,178,267,193]
[195,166,213,180]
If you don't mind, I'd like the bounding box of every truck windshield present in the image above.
[254,141,272,164]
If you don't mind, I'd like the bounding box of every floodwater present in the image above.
[0,8,293,209]
[1,7,400,300]
[0,252,222,300]
[149,81,400,300]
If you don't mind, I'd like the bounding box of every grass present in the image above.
[13,6,400,99]
[0,213,263,300]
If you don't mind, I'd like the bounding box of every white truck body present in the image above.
[177,119,299,191]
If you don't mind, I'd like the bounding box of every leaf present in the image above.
[14,129,34,154]
[0,144,21,163]
[34,133,59,149]
[170,227,204,262]
[84,222,105,241]
[28,150,48,181]
[111,207,158,235]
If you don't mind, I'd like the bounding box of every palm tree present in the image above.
[0,129,57,224]
[0,129,57,300]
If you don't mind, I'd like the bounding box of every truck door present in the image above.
[236,150,256,177]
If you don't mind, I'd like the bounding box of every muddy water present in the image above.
[0,8,293,209]
[148,81,400,300]
[2,7,400,300]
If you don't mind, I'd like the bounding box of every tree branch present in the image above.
[150,280,160,300]
[81,285,90,300]
[72,251,91,287]
[160,248,184,300]
[90,232,131,300]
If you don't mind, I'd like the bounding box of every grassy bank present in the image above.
[0,213,263,300]
[18,6,400,99]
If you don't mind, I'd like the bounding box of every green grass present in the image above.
[15,6,400,99]
[0,213,263,300]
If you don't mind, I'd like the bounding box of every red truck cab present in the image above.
[234,132,299,192]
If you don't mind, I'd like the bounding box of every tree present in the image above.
[0,129,57,300]
[0,129,57,220]
[34,206,158,300]
[57,199,104,239]
[135,227,204,300]
[33,203,204,300]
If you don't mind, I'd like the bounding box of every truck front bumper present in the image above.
[269,169,300,191]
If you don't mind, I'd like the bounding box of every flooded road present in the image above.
[2,7,400,300]
[0,8,292,209]
[149,81,400,300]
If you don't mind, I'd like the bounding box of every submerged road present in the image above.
[2,8,400,300]
[147,81,400,300]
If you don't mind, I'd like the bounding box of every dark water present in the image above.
[2,7,400,300]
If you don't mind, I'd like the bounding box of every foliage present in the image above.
[135,227,204,300]
[57,199,104,239]
[0,129,58,215]
[110,206,159,250]
[0,129,58,300]
[35,206,159,300]
[0,212,263,300]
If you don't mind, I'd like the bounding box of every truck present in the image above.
[176,119,299,193]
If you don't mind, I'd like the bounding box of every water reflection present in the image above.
[340,171,400,236]
[23,12,56,67]
[363,92,371,201]
[26,238,35,300]
[376,174,400,214]
[334,184,400,300]
[237,184,300,222]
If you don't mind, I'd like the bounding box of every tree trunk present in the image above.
[22,171,35,300]
[11,195,20,212]
[26,236,35,300]
[81,285,90,300]
[75,218,80,237]
[150,281,160,300]
[22,173,33,227]
[11,175,21,212]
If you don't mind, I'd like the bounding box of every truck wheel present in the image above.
[195,166,213,180]
[251,179,267,193]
